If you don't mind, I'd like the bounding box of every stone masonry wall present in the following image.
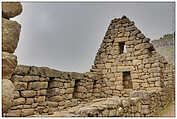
[2,2,22,114]
[49,89,171,117]
[90,16,174,100]
[7,65,97,116]
[2,2,174,117]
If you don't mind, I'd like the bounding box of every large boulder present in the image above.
[2,2,22,18]
[2,18,21,53]
[2,52,17,79]
[2,79,15,113]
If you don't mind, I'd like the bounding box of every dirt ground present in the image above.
[158,101,175,117]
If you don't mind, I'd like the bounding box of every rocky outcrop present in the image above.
[2,2,22,114]
[151,33,175,64]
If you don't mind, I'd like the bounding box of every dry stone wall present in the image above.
[45,89,170,117]
[7,65,97,116]
[2,2,175,117]
[2,2,22,114]
[90,16,174,99]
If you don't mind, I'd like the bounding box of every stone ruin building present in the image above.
[2,2,175,117]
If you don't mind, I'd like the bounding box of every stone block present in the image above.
[25,98,34,105]
[133,60,142,65]
[70,72,84,79]
[36,89,47,96]
[40,67,62,77]
[135,43,151,50]
[10,105,23,110]
[114,37,128,42]
[17,76,40,82]
[141,105,150,114]
[34,96,45,103]
[14,81,27,90]
[133,83,140,90]
[21,90,36,98]
[2,2,22,18]
[155,80,161,87]
[28,82,48,90]
[49,80,63,88]
[23,105,32,109]
[46,101,58,107]
[48,96,64,102]
[148,67,161,73]
[21,109,34,117]
[2,52,17,79]
[2,18,21,53]
[137,33,145,39]
[12,98,25,106]
[2,79,15,113]
[117,66,134,72]
[105,63,112,68]
[66,88,74,94]
[14,65,30,76]
[13,91,20,99]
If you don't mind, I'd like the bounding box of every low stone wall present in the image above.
[57,90,170,117]
[7,64,174,117]
[7,65,97,116]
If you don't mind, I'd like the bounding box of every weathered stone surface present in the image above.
[36,89,47,96]
[117,66,134,72]
[34,96,46,103]
[25,98,34,105]
[21,109,34,116]
[70,72,84,79]
[135,43,151,50]
[14,65,30,76]
[48,80,63,88]
[12,98,25,106]
[14,81,27,90]
[2,52,17,79]
[2,2,22,18]
[133,60,142,65]
[2,18,21,53]
[21,90,36,98]
[48,96,64,102]
[28,82,48,90]
[13,91,20,99]
[39,67,62,77]
[2,79,15,113]
[46,101,58,107]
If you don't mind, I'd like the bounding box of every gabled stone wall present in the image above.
[2,2,175,117]
[90,16,174,99]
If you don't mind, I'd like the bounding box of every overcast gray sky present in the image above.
[12,2,175,73]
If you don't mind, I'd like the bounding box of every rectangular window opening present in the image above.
[123,71,132,89]
[119,42,127,54]
[93,80,97,88]
[72,80,80,99]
